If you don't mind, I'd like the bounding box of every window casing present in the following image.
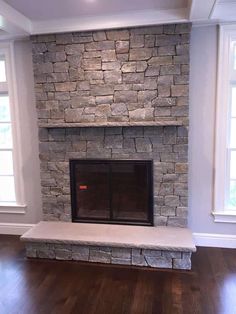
[0,42,26,212]
[213,24,236,223]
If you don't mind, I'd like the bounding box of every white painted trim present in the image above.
[0,42,26,207]
[213,24,236,218]
[0,223,35,235]
[0,0,31,36]
[0,203,27,214]
[189,0,217,20]
[212,211,236,223]
[31,8,188,35]
[193,232,236,248]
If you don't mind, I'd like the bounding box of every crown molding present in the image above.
[31,8,188,35]
[0,0,31,36]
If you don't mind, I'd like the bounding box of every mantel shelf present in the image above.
[38,120,184,129]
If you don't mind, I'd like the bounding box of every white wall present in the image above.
[189,25,236,240]
[0,39,42,233]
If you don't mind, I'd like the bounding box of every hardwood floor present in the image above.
[0,235,235,314]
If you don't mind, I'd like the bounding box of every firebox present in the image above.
[70,159,153,226]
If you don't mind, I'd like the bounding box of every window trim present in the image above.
[0,42,26,213]
[213,24,236,223]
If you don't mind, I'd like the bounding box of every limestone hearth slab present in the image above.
[21,222,196,252]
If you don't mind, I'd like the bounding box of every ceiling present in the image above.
[0,0,236,40]
[3,0,188,21]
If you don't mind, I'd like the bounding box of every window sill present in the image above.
[0,203,27,214]
[212,211,236,223]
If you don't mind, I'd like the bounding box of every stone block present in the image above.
[95,95,113,104]
[171,85,188,97]
[142,249,162,257]
[162,251,181,259]
[55,249,72,260]
[71,96,96,108]
[148,56,172,66]
[145,66,160,77]
[111,248,131,259]
[160,65,181,75]
[93,31,106,41]
[102,61,121,71]
[114,91,137,103]
[165,195,179,207]
[82,58,101,70]
[145,256,172,268]
[37,248,55,259]
[161,206,176,216]
[155,34,181,46]
[167,217,187,228]
[175,23,191,34]
[56,33,73,44]
[130,35,144,48]
[171,106,188,117]
[32,43,47,53]
[65,108,83,122]
[135,138,152,152]
[130,108,154,121]
[123,72,144,84]
[111,258,131,265]
[145,35,155,47]
[116,41,129,53]
[91,85,114,96]
[157,75,173,85]
[95,104,111,117]
[34,63,53,74]
[158,46,175,56]
[158,85,170,97]
[53,62,69,73]
[173,256,191,270]
[132,255,148,266]
[111,103,128,116]
[89,250,111,263]
[105,135,123,149]
[138,90,157,103]
[174,183,188,197]
[129,48,152,61]
[101,49,116,61]
[84,70,103,81]
[45,52,66,62]
[121,62,136,73]
[154,107,171,117]
[104,70,122,83]
[55,82,76,92]
[136,61,148,72]
[176,207,188,218]
[106,30,129,40]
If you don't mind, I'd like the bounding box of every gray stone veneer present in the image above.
[39,126,188,226]
[32,23,190,227]
[25,242,192,270]
[32,23,190,125]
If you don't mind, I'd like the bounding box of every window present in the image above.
[0,55,16,203]
[213,24,236,223]
[0,43,25,212]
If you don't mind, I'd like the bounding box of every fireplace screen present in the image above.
[70,159,153,226]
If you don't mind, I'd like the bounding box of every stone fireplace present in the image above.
[21,23,195,270]
[33,23,190,227]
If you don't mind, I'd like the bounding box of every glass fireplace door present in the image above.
[70,159,153,226]
[73,162,110,220]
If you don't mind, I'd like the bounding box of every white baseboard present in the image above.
[193,232,236,248]
[0,223,35,235]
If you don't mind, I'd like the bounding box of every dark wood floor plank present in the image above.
[0,235,236,314]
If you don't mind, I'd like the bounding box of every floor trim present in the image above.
[193,232,236,248]
[0,223,35,235]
